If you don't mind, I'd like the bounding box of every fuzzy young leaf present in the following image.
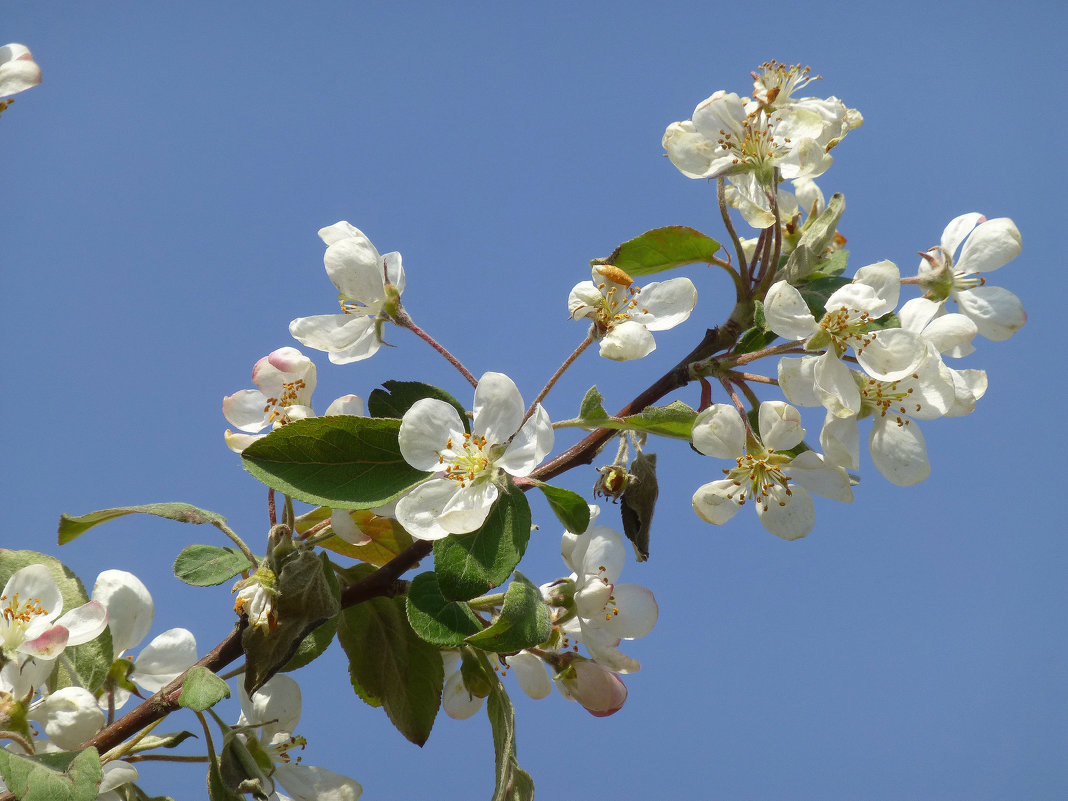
[178,666,231,712]
[620,452,658,561]
[532,483,591,535]
[173,545,253,587]
[433,484,532,601]
[406,571,483,646]
[578,386,608,420]
[368,380,470,432]
[58,503,228,545]
[336,591,443,746]
[0,747,102,801]
[241,416,431,509]
[594,225,722,277]
[465,572,551,653]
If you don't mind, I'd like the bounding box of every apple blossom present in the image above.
[0,44,41,100]
[238,674,363,801]
[568,265,697,360]
[554,656,628,717]
[289,222,404,364]
[441,649,552,720]
[917,213,1025,341]
[691,402,853,540]
[396,372,553,540]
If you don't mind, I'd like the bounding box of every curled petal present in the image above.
[630,277,697,331]
[325,394,365,417]
[599,321,655,361]
[955,285,1026,341]
[940,213,984,256]
[133,628,197,693]
[755,484,815,540]
[777,356,821,408]
[443,669,483,720]
[31,687,106,750]
[956,217,1021,274]
[395,480,460,541]
[856,329,924,381]
[91,569,156,656]
[440,481,499,535]
[508,652,552,700]
[56,600,108,647]
[692,480,744,526]
[691,404,745,458]
[399,398,465,470]
[241,674,303,744]
[813,351,861,418]
[331,510,371,546]
[764,281,818,340]
[222,389,271,432]
[757,401,805,450]
[0,44,42,98]
[869,417,930,486]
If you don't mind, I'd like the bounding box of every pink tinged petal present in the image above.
[631,277,697,331]
[399,398,465,470]
[4,564,64,622]
[820,413,860,470]
[559,660,628,717]
[266,346,314,377]
[856,329,924,381]
[395,480,460,541]
[508,652,552,700]
[599,320,655,361]
[473,372,526,444]
[440,481,499,534]
[330,510,371,546]
[764,281,818,340]
[691,404,745,458]
[600,583,657,640]
[222,390,271,432]
[243,674,302,743]
[0,44,42,98]
[443,669,484,720]
[224,430,264,453]
[56,600,108,646]
[323,236,385,302]
[870,418,929,486]
[274,764,364,801]
[940,213,984,255]
[956,217,1021,274]
[813,351,861,418]
[755,484,815,540]
[788,452,853,503]
[853,260,900,316]
[956,285,1026,341]
[32,686,105,750]
[132,628,197,693]
[758,401,805,450]
[18,626,69,658]
[777,357,821,407]
[692,480,744,526]
[324,394,365,417]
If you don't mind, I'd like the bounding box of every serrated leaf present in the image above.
[280,616,338,673]
[368,380,470,433]
[620,452,658,562]
[594,225,722,277]
[406,571,483,646]
[0,551,113,694]
[178,666,231,712]
[433,485,532,601]
[336,592,443,746]
[241,416,431,509]
[173,545,253,587]
[483,655,535,801]
[578,386,607,420]
[58,503,228,545]
[532,483,590,534]
[466,572,551,653]
[242,550,340,696]
[0,747,102,801]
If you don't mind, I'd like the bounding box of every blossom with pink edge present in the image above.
[0,44,41,99]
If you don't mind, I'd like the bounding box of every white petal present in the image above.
[764,281,818,340]
[856,329,924,381]
[289,314,377,357]
[598,321,655,361]
[318,221,367,247]
[55,600,108,647]
[31,687,105,750]
[330,510,371,546]
[955,285,1026,341]
[241,674,302,743]
[4,564,64,622]
[395,480,460,541]
[99,761,139,794]
[323,235,384,302]
[132,628,197,693]
[399,398,465,471]
[692,480,744,526]
[869,418,929,486]
[940,213,984,256]
[945,368,987,417]
[898,297,940,335]
[0,44,41,98]
[508,652,552,699]
[221,389,271,433]
[381,251,405,295]
[813,351,861,418]
[274,764,363,801]
[820,413,860,470]
[755,484,815,540]
[919,312,977,355]
[224,430,264,453]
[599,583,658,640]
[956,217,1021,274]
[691,404,745,458]
[852,260,900,317]
[324,394,365,417]
[579,526,627,585]
[757,401,805,450]
[92,571,153,656]
[472,372,525,444]
[568,281,605,320]
[777,356,821,407]
[630,277,697,331]
[443,669,484,720]
[788,451,854,502]
[439,481,499,534]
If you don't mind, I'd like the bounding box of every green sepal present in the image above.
[177,666,231,712]
[620,452,658,562]
[406,571,483,646]
[173,545,253,587]
[336,579,443,746]
[0,747,102,801]
[528,481,590,535]
[57,503,228,545]
[465,572,551,654]
[368,380,470,433]
[592,225,722,277]
[433,484,532,601]
[241,416,432,509]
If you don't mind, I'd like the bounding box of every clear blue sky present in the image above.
[4,2,1065,799]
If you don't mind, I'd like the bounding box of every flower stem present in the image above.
[212,521,259,571]
[521,334,594,428]
[392,307,478,388]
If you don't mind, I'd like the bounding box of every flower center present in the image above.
[592,565,622,624]
[859,374,922,424]
[262,378,308,426]
[721,449,794,511]
[752,60,820,107]
[819,304,876,355]
[715,111,788,182]
[268,733,307,765]
[439,433,493,488]
[1,592,49,649]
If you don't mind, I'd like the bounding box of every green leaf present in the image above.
[406,571,483,646]
[280,616,338,673]
[0,551,113,694]
[241,416,431,509]
[123,731,196,755]
[796,274,852,318]
[466,572,551,653]
[580,401,698,440]
[368,380,470,432]
[532,482,590,534]
[730,325,779,357]
[243,550,340,696]
[578,386,607,420]
[620,452,658,562]
[433,484,532,601]
[336,591,443,746]
[173,545,253,587]
[593,225,722,277]
[780,192,846,283]
[865,311,902,332]
[0,747,102,801]
[177,666,231,712]
[58,503,228,545]
[484,656,535,801]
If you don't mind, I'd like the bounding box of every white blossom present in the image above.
[0,44,41,99]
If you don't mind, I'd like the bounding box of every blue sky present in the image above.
[4,2,1065,799]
